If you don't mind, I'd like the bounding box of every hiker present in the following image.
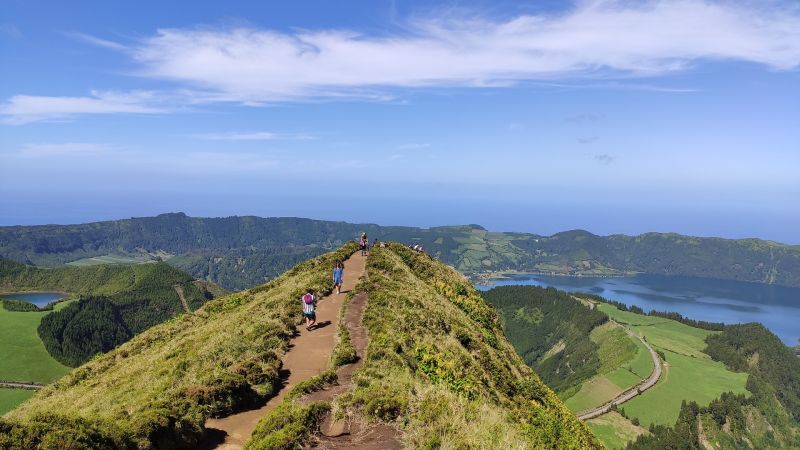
[302,289,316,330]
[360,233,369,256]
[372,238,379,249]
[333,262,344,294]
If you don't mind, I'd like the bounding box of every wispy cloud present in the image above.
[594,153,615,165]
[131,0,799,102]
[64,32,127,51]
[17,143,112,157]
[566,113,603,125]
[4,0,800,123]
[578,136,600,144]
[396,143,431,150]
[0,90,167,124]
[0,23,22,39]
[193,131,315,141]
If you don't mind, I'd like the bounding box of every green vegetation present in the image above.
[705,323,800,421]
[587,411,649,450]
[0,259,225,367]
[318,245,600,449]
[595,303,748,428]
[565,324,653,413]
[0,301,72,384]
[247,244,601,449]
[3,212,800,290]
[0,389,34,417]
[627,323,800,449]
[0,300,42,312]
[0,244,357,449]
[481,286,608,395]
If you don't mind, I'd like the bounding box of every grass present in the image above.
[564,322,653,412]
[0,301,72,384]
[593,303,748,428]
[66,254,156,266]
[587,411,649,450]
[4,243,358,449]
[324,244,602,449]
[620,350,748,427]
[0,389,34,416]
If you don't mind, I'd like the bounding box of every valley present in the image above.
[3,213,800,292]
[483,284,795,449]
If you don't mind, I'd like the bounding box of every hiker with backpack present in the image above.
[333,262,344,294]
[301,289,317,330]
[359,233,369,256]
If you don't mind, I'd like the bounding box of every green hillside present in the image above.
[0,259,225,367]
[628,324,800,449]
[0,243,599,449]
[2,213,800,290]
[481,286,608,395]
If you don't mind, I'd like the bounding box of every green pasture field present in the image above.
[587,411,649,450]
[0,301,72,384]
[565,323,654,412]
[0,388,35,416]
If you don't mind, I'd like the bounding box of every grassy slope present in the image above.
[0,300,73,383]
[596,304,749,428]
[587,411,649,450]
[344,245,600,448]
[3,244,357,449]
[565,322,653,412]
[0,390,34,417]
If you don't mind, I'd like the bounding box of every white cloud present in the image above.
[131,0,800,102]
[0,90,166,124]
[16,143,113,157]
[3,0,799,124]
[64,32,127,51]
[193,131,315,141]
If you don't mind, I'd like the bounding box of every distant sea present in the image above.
[478,274,800,346]
[0,292,64,308]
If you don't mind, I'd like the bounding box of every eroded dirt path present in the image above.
[203,252,366,450]
[304,291,402,450]
[173,284,191,313]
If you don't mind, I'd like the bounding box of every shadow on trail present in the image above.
[197,429,227,450]
[310,320,332,330]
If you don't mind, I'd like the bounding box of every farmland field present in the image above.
[0,388,34,416]
[0,301,72,383]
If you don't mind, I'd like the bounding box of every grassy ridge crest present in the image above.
[1,243,357,449]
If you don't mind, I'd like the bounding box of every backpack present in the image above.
[303,293,314,305]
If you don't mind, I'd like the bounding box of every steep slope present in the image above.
[3,213,800,290]
[247,244,601,449]
[1,244,357,449]
[482,286,609,395]
[0,243,599,449]
[0,259,225,367]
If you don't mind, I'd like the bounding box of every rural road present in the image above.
[0,381,43,390]
[576,323,663,421]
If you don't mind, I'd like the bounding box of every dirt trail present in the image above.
[203,252,366,450]
[303,291,401,449]
[173,284,191,313]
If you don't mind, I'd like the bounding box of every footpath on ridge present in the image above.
[203,251,367,450]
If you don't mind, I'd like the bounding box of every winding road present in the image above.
[576,323,663,421]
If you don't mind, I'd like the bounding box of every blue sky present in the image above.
[1,0,799,243]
